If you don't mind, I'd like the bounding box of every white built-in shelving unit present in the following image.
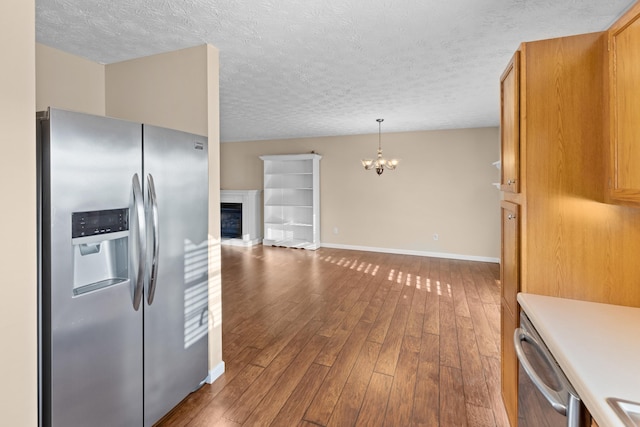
[260,153,322,250]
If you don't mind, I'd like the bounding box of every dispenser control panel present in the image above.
[72,208,129,238]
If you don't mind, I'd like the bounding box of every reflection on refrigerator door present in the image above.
[184,239,209,349]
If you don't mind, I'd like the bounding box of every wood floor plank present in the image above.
[439,299,461,369]
[405,267,428,338]
[316,269,368,337]
[224,299,299,354]
[466,403,497,427]
[472,262,501,306]
[210,418,242,427]
[252,297,326,368]
[412,332,440,426]
[422,258,441,336]
[326,340,382,427]
[481,356,511,427]
[304,320,374,425]
[423,290,440,337]
[158,346,262,427]
[270,363,330,426]
[242,333,328,426]
[223,319,324,424]
[367,282,403,344]
[157,390,211,427]
[483,302,502,352]
[450,259,472,318]
[468,299,500,359]
[354,372,393,427]
[439,258,453,300]
[360,269,391,324]
[373,284,413,376]
[182,364,264,427]
[204,346,263,401]
[281,292,323,322]
[356,253,388,304]
[456,315,492,409]
[383,335,421,426]
[315,300,369,367]
[440,365,468,427]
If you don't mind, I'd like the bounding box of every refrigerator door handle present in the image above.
[146,173,160,305]
[132,173,146,311]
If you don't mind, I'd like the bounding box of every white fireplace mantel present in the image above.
[220,190,262,246]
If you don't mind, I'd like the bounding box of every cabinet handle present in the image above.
[508,214,516,220]
[507,179,517,185]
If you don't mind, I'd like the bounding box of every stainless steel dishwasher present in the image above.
[514,311,591,427]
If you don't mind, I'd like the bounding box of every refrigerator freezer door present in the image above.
[142,125,209,427]
[41,109,143,427]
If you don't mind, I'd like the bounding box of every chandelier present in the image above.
[361,119,399,176]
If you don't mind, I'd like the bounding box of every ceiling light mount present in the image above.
[361,118,399,176]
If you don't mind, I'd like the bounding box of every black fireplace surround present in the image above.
[221,202,242,238]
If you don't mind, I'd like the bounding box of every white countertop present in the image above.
[517,293,640,427]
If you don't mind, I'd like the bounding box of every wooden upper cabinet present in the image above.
[500,51,521,193]
[609,2,640,205]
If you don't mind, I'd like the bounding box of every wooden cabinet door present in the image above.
[501,200,520,427]
[500,51,521,193]
[501,201,520,318]
[609,3,640,204]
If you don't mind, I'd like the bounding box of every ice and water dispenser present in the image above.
[71,208,130,296]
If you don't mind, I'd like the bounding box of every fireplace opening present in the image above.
[221,202,242,238]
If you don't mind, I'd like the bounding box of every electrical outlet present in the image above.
[333,227,339,235]
[433,233,439,241]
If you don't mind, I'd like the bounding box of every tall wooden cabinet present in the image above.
[499,32,608,426]
[260,153,321,250]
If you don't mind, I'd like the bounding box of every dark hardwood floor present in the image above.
[158,245,508,426]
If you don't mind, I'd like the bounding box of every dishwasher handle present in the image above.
[514,327,570,415]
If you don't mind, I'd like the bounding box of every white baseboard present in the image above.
[205,361,225,384]
[220,238,261,247]
[320,242,500,264]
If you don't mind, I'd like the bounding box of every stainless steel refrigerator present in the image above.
[37,108,209,427]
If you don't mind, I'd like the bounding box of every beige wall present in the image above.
[36,43,106,115]
[0,0,37,425]
[105,46,209,136]
[221,127,501,261]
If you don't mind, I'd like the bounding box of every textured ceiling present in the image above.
[36,0,634,142]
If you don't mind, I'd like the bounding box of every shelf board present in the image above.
[265,203,313,208]
[264,187,313,191]
[265,221,312,227]
[264,172,313,176]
